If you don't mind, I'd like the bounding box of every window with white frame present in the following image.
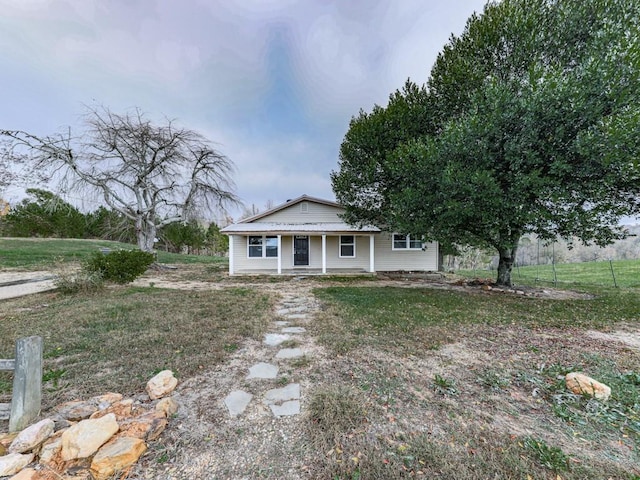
[248,235,278,257]
[339,235,356,257]
[392,234,422,250]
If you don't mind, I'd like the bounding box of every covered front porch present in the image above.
[223,224,380,276]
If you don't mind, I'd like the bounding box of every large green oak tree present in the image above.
[332,0,640,286]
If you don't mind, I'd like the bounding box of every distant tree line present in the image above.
[447,226,640,270]
[0,188,228,255]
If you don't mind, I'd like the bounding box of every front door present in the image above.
[294,236,309,266]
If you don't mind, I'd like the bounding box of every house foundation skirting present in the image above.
[229,268,375,276]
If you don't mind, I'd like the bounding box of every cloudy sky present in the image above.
[1,0,486,218]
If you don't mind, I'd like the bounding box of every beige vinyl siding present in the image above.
[374,232,438,271]
[306,236,322,268]
[257,201,344,223]
[231,234,371,272]
[289,235,371,270]
[231,234,278,272]
[325,236,370,270]
[285,235,324,269]
[281,236,293,269]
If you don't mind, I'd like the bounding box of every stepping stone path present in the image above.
[222,285,318,419]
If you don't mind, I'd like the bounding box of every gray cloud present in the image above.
[0,0,486,216]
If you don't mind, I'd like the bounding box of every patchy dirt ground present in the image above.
[131,265,593,300]
[121,266,640,478]
[128,273,326,479]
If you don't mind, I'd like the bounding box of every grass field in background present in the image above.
[459,258,640,288]
[0,238,228,269]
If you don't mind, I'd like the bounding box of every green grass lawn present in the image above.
[312,285,639,352]
[0,238,228,269]
[459,258,640,288]
[308,285,640,479]
[0,284,272,409]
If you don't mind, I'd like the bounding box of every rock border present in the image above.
[0,371,179,479]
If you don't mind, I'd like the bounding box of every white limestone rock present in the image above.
[0,453,34,477]
[146,370,178,400]
[60,413,119,460]
[9,418,55,454]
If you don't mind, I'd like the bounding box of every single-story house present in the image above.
[220,195,439,275]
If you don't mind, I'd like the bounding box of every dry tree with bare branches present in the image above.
[2,106,240,251]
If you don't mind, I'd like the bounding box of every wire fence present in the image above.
[451,232,640,288]
[514,259,640,288]
[463,258,640,288]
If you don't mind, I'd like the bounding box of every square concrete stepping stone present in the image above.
[264,333,291,347]
[264,333,291,346]
[282,301,304,308]
[224,390,253,417]
[274,321,290,327]
[275,348,304,359]
[282,301,301,306]
[285,314,309,320]
[277,306,308,315]
[269,400,300,417]
[264,383,300,403]
[247,362,279,379]
[281,326,306,334]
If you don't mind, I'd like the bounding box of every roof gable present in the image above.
[220,194,380,234]
[239,194,341,223]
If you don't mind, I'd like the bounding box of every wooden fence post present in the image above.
[9,336,42,432]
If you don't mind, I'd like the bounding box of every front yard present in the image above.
[308,285,640,479]
[0,263,637,479]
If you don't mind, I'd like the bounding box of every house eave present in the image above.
[220,222,381,236]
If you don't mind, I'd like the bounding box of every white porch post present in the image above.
[228,235,235,275]
[277,235,282,274]
[322,234,327,274]
[369,234,375,273]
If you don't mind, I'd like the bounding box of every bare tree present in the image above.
[0,139,25,195]
[2,107,239,251]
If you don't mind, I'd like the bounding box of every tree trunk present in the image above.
[135,217,156,252]
[496,245,518,287]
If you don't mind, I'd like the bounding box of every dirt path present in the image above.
[130,279,327,479]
